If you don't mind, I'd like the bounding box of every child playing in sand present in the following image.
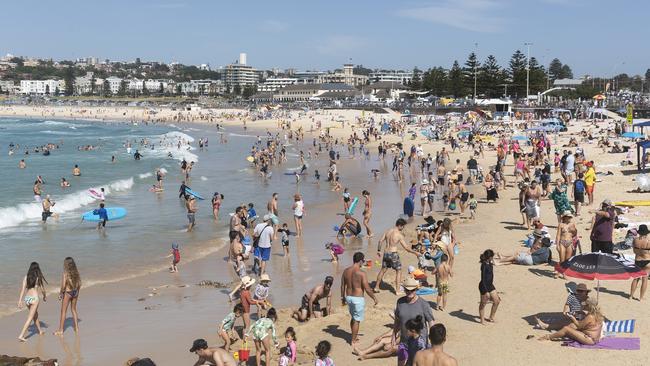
[218,303,243,352]
[436,254,452,311]
[279,327,297,366]
[314,340,334,366]
[165,242,180,272]
[325,243,344,262]
[468,194,478,219]
[253,274,272,317]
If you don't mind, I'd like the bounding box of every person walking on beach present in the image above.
[253,214,274,275]
[478,250,500,325]
[589,199,616,254]
[373,219,419,295]
[189,338,237,366]
[292,194,304,237]
[413,324,458,366]
[186,195,197,232]
[392,277,434,362]
[362,190,373,237]
[17,262,47,342]
[41,194,54,223]
[630,224,650,301]
[54,257,81,336]
[342,252,378,345]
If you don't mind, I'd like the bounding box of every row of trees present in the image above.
[407,51,576,99]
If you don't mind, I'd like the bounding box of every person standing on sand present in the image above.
[413,324,458,366]
[292,193,304,237]
[373,219,419,295]
[392,277,434,358]
[478,250,500,325]
[589,199,616,254]
[362,190,372,237]
[54,257,81,336]
[342,252,378,345]
[189,338,237,366]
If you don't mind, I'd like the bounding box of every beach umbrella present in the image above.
[556,252,647,302]
[593,94,607,100]
[621,132,644,139]
[512,135,528,141]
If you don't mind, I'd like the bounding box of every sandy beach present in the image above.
[0,104,649,366]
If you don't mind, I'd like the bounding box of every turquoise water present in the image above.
[0,117,339,316]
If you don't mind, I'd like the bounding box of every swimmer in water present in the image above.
[60,178,70,188]
[33,180,42,201]
[19,159,26,168]
[72,165,81,176]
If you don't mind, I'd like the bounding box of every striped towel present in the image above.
[604,320,635,334]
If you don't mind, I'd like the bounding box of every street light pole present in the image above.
[474,42,478,102]
[525,42,532,102]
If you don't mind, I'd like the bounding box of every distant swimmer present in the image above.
[19,159,26,169]
[111,155,115,163]
[72,165,81,176]
[33,180,42,201]
[133,150,142,160]
[60,178,70,188]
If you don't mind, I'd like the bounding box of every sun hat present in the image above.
[407,265,416,274]
[263,214,271,221]
[422,179,429,184]
[241,276,256,288]
[561,210,574,218]
[260,273,271,282]
[638,224,650,236]
[576,283,591,293]
[601,199,613,207]
[402,277,420,291]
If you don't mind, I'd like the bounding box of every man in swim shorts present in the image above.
[189,339,237,366]
[186,195,197,232]
[373,218,419,295]
[41,195,54,223]
[342,252,378,345]
[292,276,333,322]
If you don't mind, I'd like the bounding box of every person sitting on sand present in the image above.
[189,338,237,366]
[352,330,396,361]
[496,237,551,266]
[337,214,362,238]
[535,283,590,331]
[538,300,603,345]
[291,276,333,322]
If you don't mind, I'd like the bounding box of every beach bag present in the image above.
[238,341,250,361]
[252,224,269,248]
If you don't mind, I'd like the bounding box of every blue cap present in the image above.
[172,242,179,249]
[242,236,251,245]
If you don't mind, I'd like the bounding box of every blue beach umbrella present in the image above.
[512,135,529,141]
[622,132,644,139]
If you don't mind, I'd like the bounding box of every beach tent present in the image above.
[632,119,650,133]
[593,94,607,100]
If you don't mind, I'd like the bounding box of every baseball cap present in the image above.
[189,339,208,352]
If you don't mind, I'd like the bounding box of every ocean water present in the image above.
[0,117,341,317]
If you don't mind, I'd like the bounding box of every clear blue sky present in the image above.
[2,0,648,77]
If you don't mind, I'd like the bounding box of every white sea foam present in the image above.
[0,177,134,230]
[159,167,168,174]
[228,133,257,138]
[42,130,79,135]
[200,176,208,181]
[139,172,153,179]
[154,131,199,162]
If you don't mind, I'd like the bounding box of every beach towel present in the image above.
[604,320,636,334]
[563,337,640,350]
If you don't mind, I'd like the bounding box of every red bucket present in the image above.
[238,342,250,361]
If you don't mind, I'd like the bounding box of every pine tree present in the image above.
[422,67,448,96]
[118,80,127,96]
[45,85,50,95]
[560,65,573,79]
[158,82,164,95]
[64,66,74,96]
[548,58,564,81]
[411,67,423,90]
[142,81,149,96]
[103,79,111,96]
[90,74,96,95]
[463,52,480,98]
[448,61,463,97]
[478,55,505,98]
[508,50,527,98]
[528,57,547,94]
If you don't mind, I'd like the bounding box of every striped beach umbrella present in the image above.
[556,252,647,301]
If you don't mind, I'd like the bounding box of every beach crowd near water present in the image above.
[1,104,650,366]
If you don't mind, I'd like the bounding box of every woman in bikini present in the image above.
[435,218,457,269]
[362,190,372,237]
[630,224,650,300]
[54,257,82,335]
[538,301,603,345]
[212,192,223,221]
[17,262,47,342]
[555,211,578,278]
